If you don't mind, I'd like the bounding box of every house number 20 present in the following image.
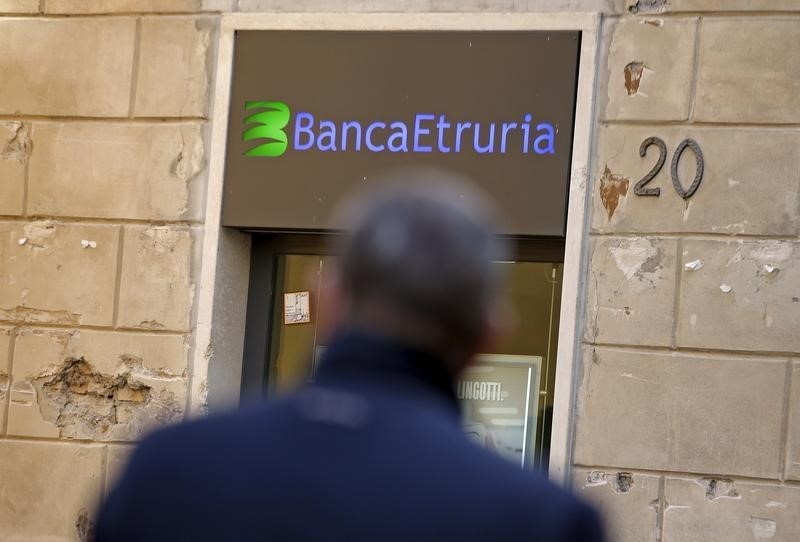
[634,137,705,199]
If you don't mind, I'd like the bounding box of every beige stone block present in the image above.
[45,0,233,12]
[8,328,187,441]
[585,237,676,346]
[663,0,800,10]
[0,222,119,326]
[573,469,660,542]
[13,327,189,379]
[238,0,623,11]
[28,122,205,221]
[695,20,800,123]
[118,225,194,331]
[592,126,800,236]
[0,440,103,541]
[134,17,214,117]
[0,121,28,216]
[574,347,786,478]
[663,478,800,542]
[604,17,697,121]
[0,0,38,13]
[106,444,135,494]
[677,240,800,352]
[0,18,135,117]
[6,388,59,438]
[787,362,800,481]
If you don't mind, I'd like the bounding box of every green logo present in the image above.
[243,101,290,157]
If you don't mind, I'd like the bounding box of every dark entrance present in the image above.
[240,234,564,470]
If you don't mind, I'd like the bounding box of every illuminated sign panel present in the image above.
[223,31,581,236]
[245,102,557,157]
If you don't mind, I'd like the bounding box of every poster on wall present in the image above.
[457,355,542,468]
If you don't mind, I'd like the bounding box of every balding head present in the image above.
[331,174,507,370]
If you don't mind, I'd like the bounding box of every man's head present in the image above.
[326,171,508,373]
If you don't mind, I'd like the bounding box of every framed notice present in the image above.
[284,291,311,324]
[457,354,542,468]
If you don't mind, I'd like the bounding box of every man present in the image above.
[95,178,604,541]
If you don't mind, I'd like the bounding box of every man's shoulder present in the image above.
[131,400,286,463]
[489,468,604,541]
[438,446,603,539]
[104,395,605,542]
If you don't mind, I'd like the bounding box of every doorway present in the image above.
[240,234,564,471]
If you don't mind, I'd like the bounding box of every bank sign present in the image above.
[243,101,557,158]
[223,31,581,236]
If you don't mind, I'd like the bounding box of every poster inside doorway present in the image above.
[457,355,542,468]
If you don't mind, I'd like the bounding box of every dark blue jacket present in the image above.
[95,331,604,541]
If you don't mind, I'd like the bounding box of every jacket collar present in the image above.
[314,328,460,416]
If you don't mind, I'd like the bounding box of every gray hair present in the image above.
[335,171,507,360]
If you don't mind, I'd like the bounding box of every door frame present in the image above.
[240,234,337,400]
[193,12,600,485]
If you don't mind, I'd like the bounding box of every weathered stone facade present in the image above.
[0,0,797,540]
[0,2,209,538]
[576,2,800,541]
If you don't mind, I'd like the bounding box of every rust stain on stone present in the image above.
[599,166,630,220]
[624,62,646,96]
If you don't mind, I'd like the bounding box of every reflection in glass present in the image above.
[266,256,562,470]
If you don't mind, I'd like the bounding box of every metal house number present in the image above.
[634,137,704,199]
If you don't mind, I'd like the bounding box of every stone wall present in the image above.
[0,1,218,539]
[574,2,800,541]
[0,0,797,540]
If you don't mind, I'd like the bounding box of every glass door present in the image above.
[246,236,562,470]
